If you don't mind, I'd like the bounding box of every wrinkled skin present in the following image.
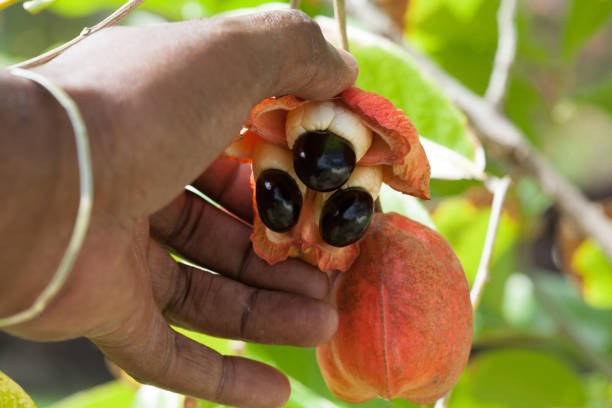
[317,212,472,404]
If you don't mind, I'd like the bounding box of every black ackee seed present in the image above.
[293,130,356,192]
[256,169,302,232]
[319,187,374,247]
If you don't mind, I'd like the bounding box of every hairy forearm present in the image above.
[0,70,78,316]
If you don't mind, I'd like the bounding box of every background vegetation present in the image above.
[1,0,611,407]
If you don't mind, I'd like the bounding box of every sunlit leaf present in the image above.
[420,136,485,180]
[50,381,134,408]
[173,327,242,356]
[316,17,477,164]
[449,349,586,408]
[132,385,183,408]
[0,371,37,408]
[406,0,499,95]
[556,199,612,309]
[571,239,612,309]
[22,0,55,14]
[0,0,22,11]
[432,195,520,286]
[50,0,328,20]
[563,0,612,58]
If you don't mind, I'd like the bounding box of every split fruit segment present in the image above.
[224,86,431,272]
[287,101,372,192]
[317,212,473,404]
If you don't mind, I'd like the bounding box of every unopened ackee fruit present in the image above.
[317,212,472,404]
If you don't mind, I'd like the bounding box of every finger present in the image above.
[148,239,337,346]
[191,158,254,223]
[92,301,290,408]
[150,191,330,300]
[231,10,359,100]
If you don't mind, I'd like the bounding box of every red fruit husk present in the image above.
[224,87,432,272]
[227,87,430,199]
[316,212,472,404]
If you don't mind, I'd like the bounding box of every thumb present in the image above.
[239,9,359,100]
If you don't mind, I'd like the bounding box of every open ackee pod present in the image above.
[224,86,431,272]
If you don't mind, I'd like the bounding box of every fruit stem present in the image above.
[289,0,300,9]
[333,0,349,51]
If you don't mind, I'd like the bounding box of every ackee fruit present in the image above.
[317,212,473,404]
[224,86,431,272]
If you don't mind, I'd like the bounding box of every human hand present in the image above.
[1,9,357,408]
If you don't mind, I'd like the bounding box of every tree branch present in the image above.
[10,0,146,69]
[349,7,612,262]
[485,0,517,109]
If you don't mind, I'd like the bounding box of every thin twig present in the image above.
[333,0,349,51]
[485,0,517,109]
[10,0,146,69]
[470,176,512,309]
[289,0,301,9]
[433,176,511,407]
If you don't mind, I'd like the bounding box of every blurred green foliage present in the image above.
[1,0,612,407]
[572,240,612,309]
[0,370,37,408]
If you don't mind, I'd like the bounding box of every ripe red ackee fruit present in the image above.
[223,86,471,405]
[317,212,472,404]
[224,86,430,272]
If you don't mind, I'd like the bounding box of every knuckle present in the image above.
[239,288,259,340]
[162,265,195,319]
[165,192,208,250]
[214,354,236,402]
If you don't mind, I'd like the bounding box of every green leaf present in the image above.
[432,197,520,286]
[22,0,56,14]
[532,271,612,359]
[49,0,328,20]
[563,0,612,58]
[449,349,586,408]
[0,371,37,408]
[349,39,475,161]
[571,239,612,309]
[407,0,499,95]
[50,381,134,408]
[574,76,612,115]
[173,326,242,355]
[133,385,182,408]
